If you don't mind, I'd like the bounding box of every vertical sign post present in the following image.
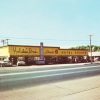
[89,35,93,64]
[40,42,44,60]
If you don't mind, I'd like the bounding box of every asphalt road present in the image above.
[0,64,100,91]
[0,63,99,74]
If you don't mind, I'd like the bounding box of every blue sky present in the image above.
[0,0,100,48]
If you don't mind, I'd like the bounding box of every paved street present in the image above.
[0,75,100,100]
[0,63,100,100]
[0,63,100,91]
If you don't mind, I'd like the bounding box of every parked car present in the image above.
[35,59,45,65]
[0,60,12,67]
[0,60,4,67]
[17,61,26,66]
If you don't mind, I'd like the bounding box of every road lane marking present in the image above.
[0,65,100,77]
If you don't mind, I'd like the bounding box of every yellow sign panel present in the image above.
[9,46,40,56]
[59,50,88,56]
[44,47,59,56]
[8,46,88,56]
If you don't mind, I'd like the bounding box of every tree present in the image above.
[69,45,100,51]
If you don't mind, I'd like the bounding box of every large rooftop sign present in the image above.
[9,46,40,56]
[5,45,88,56]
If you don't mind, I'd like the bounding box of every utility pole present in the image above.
[89,35,93,64]
[1,39,10,46]
[6,39,10,45]
[1,39,5,46]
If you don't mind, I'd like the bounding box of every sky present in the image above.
[0,0,100,48]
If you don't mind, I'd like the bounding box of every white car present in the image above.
[0,60,12,67]
[17,61,26,66]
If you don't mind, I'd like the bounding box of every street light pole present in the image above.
[89,35,93,64]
